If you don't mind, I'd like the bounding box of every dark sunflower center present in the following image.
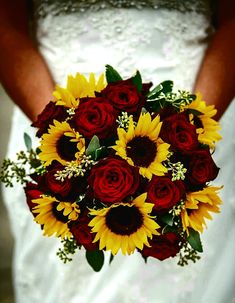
[126,136,157,167]
[52,203,69,223]
[56,135,77,161]
[105,205,143,235]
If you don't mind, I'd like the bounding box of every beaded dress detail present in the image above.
[33,0,211,16]
[3,1,235,302]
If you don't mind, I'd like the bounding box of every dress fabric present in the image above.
[2,1,235,302]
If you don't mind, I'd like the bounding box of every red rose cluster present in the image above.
[23,66,221,269]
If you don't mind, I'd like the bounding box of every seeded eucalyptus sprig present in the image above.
[57,238,78,263]
[0,157,27,187]
[0,149,43,187]
[0,133,43,187]
[146,80,196,113]
[177,242,201,266]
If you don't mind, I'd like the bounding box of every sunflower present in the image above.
[39,120,85,166]
[181,186,222,234]
[88,193,160,255]
[53,72,106,108]
[183,94,221,148]
[112,113,170,180]
[32,195,80,238]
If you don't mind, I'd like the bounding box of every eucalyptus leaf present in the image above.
[131,70,142,93]
[95,146,108,160]
[172,98,185,105]
[161,80,174,94]
[162,225,178,234]
[147,83,163,100]
[24,133,32,152]
[148,99,166,113]
[105,65,122,83]
[141,107,148,113]
[189,94,197,102]
[86,250,105,272]
[161,213,174,226]
[86,135,100,158]
[187,228,203,253]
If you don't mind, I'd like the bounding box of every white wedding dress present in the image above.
[3,0,235,302]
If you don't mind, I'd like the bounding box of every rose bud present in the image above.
[141,233,183,261]
[32,101,67,137]
[24,182,43,215]
[160,113,198,152]
[71,97,117,139]
[147,175,185,212]
[69,214,97,251]
[101,79,149,113]
[88,157,139,204]
[185,149,219,189]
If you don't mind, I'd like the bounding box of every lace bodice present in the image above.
[31,0,212,91]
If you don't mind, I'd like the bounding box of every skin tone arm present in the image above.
[0,1,234,122]
[194,0,235,120]
[0,0,55,122]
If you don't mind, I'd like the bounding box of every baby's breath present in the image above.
[167,161,187,181]
[165,90,195,109]
[116,112,135,130]
[67,107,76,116]
[55,155,96,181]
[169,199,185,217]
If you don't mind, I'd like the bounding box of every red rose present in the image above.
[69,215,97,251]
[160,113,198,152]
[24,182,43,215]
[72,97,117,139]
[101,79,148,113]
[141,233,182,261]
[32,101,67,137]
[45,169,73,197]
[88,157,139,203]
[40,163,88,202]
[186,149,219,188]
[147,176,185,211]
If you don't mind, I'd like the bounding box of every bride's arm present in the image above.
[194,0,235,120]
[0,0,55,122]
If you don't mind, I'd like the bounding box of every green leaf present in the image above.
[95,146,108,160]
[187,228,203,253]
[162,225,178,234]
[146,98,166,113]
[24,133,32,151]
[161,213,174,226]
[131,70,142,93]
[161,80,174,94]
[147,80,173,101]
[109,253,115,264]
[105,65,122,83]
[86,250,105,272]
[86,135,100,158]
[147,83,163,100]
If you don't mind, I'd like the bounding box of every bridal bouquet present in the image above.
[1,65,222,271]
